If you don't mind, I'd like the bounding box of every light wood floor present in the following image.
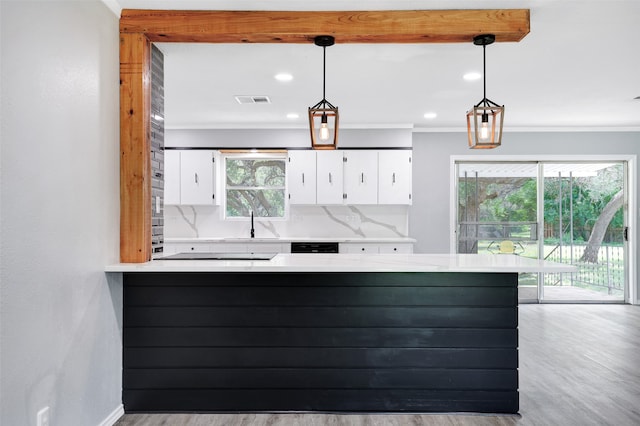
[115,304,640,426]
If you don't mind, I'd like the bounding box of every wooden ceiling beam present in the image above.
[120,9,530,44]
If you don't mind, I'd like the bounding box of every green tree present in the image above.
[226,158,286,217]
[458,163,624,258]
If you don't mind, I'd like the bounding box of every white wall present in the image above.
[0,1,121,425]
[410,131,640,300]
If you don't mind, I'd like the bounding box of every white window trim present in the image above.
[221,152,289,221]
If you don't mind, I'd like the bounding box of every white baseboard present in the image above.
[98,404,124,426]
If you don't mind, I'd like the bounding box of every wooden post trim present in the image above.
[120,33,151,262]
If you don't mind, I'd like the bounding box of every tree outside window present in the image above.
[224,154,287,218]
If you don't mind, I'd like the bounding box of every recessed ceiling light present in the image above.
[286,113,300,119]
[423,112,437,119]
[463,72,482,81]
[275,73,293,82]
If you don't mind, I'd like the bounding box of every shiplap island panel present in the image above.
[107,254,573,414]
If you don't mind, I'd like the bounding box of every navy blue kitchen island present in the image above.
[107,253,574,414]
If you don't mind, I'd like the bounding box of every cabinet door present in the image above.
[164,150,181,205]
[180,150,215,205]
[211,243,249,253]
[340,243,380,254]
[316,150,344,205]
[169,242,213,253]
[288,150,317,204]
[378,243,414,254]
[246,243,287,253]
[343,150,378,205]
[378,150,412,205]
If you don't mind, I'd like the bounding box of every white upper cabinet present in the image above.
[165,149,217,205]
[288,150,317,204]
[180,150,216,205]
[343,150,378,205]
[378,150,412,205]
[166,148,411,208]
[316,150,345,205]
[164,150,181,205]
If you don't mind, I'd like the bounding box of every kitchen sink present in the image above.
[160,252,277,260]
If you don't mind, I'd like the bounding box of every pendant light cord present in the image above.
[322,45,327,102]
[483,43,487,106]
[310,35,336,111]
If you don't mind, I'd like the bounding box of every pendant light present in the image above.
[309,35,339,150]
[466,34,504,149]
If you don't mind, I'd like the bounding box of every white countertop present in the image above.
[105,253,576,273]
[165,237,417,243]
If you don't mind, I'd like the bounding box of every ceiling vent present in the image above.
[235,95,271,104]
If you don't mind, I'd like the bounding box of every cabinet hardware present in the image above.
[624,226,629,241]
[302,173,305,184]
[329,172,332,183]
[392,172,396,184]
[195,173,198,184]
[361,173,364,183]
[343,193,347,199]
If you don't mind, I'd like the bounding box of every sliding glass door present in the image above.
[541,163,626,302]
[456,160,628,303]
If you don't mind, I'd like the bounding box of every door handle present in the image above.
[392,172,396,184]
[329,172,332,184]
[361,173,364,183]
[195,173,198,184]
[302,173,305,184]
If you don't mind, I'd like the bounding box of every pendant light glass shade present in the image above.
[467,34,504,149]
[309,35,339,150]
[309,106,339,149]
[467,103,504,149]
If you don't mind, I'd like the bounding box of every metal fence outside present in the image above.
[544,244,624,295]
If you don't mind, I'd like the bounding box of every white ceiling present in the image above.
[113,0,640,132]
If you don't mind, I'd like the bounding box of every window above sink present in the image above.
[222,152,287,220]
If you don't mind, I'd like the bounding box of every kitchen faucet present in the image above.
[250,211,255,238]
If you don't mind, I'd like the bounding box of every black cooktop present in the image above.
[160,252,277,261]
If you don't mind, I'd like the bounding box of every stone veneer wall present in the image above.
[151,45,164,255]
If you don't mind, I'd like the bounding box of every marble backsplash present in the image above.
[164,205,410,239]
